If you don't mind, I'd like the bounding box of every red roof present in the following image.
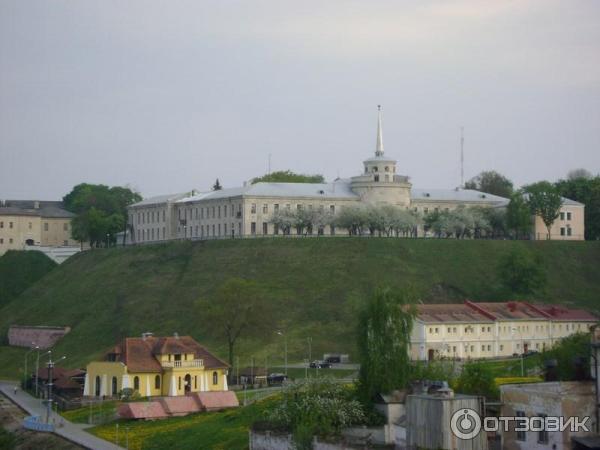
[193,391,239,411]
[534,304,598,322]
[107,335,229,373]
[117,402,168,420]
[158,396,202,416]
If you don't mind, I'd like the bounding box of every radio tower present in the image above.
[460,127,464,188]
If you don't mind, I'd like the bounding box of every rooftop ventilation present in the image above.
[318,190,325,195]
[142,332,154,340]
[174,332,179,339]
[424,193,430,197]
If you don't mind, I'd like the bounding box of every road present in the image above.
[0,380,124,450]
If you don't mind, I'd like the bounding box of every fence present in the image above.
[23,415,54,432]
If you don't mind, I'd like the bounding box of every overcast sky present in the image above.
[1,0,599,200]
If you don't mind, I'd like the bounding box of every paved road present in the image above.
[0,380,124,450]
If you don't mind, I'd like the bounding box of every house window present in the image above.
[516,411,526,441]
[9,238,13,244]
[263,204,268,213]
[43,223,48,231]
[500,345,504,351]
[218,206,221,218]
[274,204,279,213]
[218,223,221,236]
[112,376,118,396]
[482,345,485,351]
[560,227,565,236]
[567,212,572,220]
[560,212,565,220]
[263,222,268,235]
[63,240,68,246]
[0,222,3,228]
[374,174,379,182]
[95,376,101,396]
[274,224,279,235]
[567,227,572,236]
[213,371,218,385]
[133,376,140,391]
[487,345,491,351]
[155,375,161,389]
[0,239,3,244]
[224,223,228,235]
[251,204,257,214]
[251,222,256,235]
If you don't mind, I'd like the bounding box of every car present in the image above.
[309,360,332,369]
[524,350,539,357]
[267,373,288,386]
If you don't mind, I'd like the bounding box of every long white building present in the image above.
[127,109,585,242]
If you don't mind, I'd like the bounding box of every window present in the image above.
[263,204,268,213]
[274,224,279,235]
[330,205,335,214]
[155,375,161,389]
[482,326,485,332]
[0,222,3,228]
[567,212,572,220]
[213,371,218,385]
[43,223,48,231]
[224,206,227,218]
[470,345,474,352]
[251,203,257,214]
[224,223,228,235]
[448,327,451,333]
[263,222,268,235]
[560,227,565,236]
[274,204,279,213]
[251,222,256,235]
[516,411,526,441]
[9,238,13,244]
[112,376,118,395]
[163,210,166,221]
[0,239,3,244]
[487,345,491,351]
[218,223,221,236]
[560,212,565,220]
[385,166,389,172]
[212,206,215,218]
[567,227,572,236]
[29,222,33,230]
[218,206,221,218]
[95,376,101,396]
[133,376,140,391]
[500,345,504,351]
[194,376,198,389]
[297,204,302,211]
[178,377,181,390]
[424,207,429,214]
[374,174,379,182]
[434,327,439,333]
[482,345,485,351]
[63,240,68,246]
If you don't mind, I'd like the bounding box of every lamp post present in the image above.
[106,233,110,248]
[307,337,312,364]
[45,353,66,424]
[512,327,524,376]
[277,331,287,375]
[23,344,37,389]
[35,349,51,397]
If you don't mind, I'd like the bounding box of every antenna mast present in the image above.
[268,153,271,175]
[460,127,464,188]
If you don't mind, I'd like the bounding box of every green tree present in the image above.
[506,192,532,239]
[251,170,325,184]
[357,287,416,405]
[63,183,141,247]
[212,178,223,190]
[541,332,590,381]
[465,171,514,198]
[200,278,271,366]
[454,362,498,399]
[498,248,546,296]
[555,174,600,240]
[524,181,563,239]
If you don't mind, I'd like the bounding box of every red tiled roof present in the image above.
[117,402,168,420]
[534,304,598,322]
[193,391,239,411]
[109,335,229,372]
[158,396,202,415]
[415,303,493,324]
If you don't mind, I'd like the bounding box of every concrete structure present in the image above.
[8,325,71,349]
[84,333,229,398]
[127,109,585,243]
[500,382,596,450]
[411,301,597,361]
[0,200,79,256]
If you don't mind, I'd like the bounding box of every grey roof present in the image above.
[177,181,359,202]
[520,192,584,207]
[130,192,191,207]
[0,200,74,218]
[363,155,397,163]
[410,188,509,204]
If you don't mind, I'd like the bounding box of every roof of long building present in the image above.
[0,200,75,218]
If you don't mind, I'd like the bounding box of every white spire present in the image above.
[375,105,384,156]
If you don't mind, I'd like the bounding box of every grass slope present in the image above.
[0,250,56,308]
[0,239,599,378]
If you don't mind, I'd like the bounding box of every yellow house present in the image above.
[84,333,229,398]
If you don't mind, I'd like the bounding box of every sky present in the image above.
[1,0,599,200]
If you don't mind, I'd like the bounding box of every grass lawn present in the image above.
[480,355,543,377]
[61,400,120,425]
[88,398,277,450]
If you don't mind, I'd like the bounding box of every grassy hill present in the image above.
[0,238,599,378]
[0,250,56,308]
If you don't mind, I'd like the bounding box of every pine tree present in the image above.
[212,178,222,191]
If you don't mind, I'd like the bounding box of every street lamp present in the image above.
[106,233,110,248]
[276,331,287,375]
[23,344,37,389]
[511,327,524,377]
[45,353,66,424]
[307,337,312,363]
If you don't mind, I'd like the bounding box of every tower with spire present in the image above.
[350,106,412,206]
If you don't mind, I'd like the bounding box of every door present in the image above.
[428,349,435,361]
[184,374,192,393]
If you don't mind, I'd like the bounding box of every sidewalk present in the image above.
[0,380,124,450]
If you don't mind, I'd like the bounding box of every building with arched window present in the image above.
[84,333,229,398]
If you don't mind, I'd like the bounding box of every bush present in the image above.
[453,362,499,400]
[541,332,591,381]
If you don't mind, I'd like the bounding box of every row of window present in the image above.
[250,222,336,236]
[179,204,243,221]
[0,221,66,231]
[250,203,336,215]
[428,323,586,335]
[137,209,167,225]
[515,411,548,444]
[559,211,572,221]
[560,227,572,236]
[94,372,219,396]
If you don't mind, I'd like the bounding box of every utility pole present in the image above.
[460,126,465,188]
[35,349,50,397]
[45,353,66,424]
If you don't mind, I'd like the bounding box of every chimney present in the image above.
[173,332,179,339]
[142,332,154,340]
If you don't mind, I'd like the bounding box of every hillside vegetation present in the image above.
[0,250,56,308]
[0,239,599,377]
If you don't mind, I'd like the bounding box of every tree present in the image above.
[567,168,593,180]
[464,171,514,198]
[357,287,416,405]
[251,170,325,184]
[506,192,531,239]
[63,183,141,247]
[212,178,222,190]
[200,278,271,367]
[269,209,296,235]
[498,248,546,296]
[524,181,563,239]
[541,332,590,381]
[555,175,600,240]
[454,362,498,400]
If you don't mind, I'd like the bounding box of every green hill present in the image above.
[0,239,599,378]
[0,250,56,308]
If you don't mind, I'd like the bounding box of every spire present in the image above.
[375,105,384,156]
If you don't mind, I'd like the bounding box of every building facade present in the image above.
[410,301,597,361]
[127,110,585,243]
[84,333,229,398]
[0,200,78,256]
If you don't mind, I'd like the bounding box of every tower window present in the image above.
[373,166,378,172]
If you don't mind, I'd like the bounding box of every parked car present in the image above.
[267,373,288,386]
[524,350,539,357]
[324,355,341,364]
[309,360,331,369]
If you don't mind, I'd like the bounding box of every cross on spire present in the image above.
[375,105,384,156]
